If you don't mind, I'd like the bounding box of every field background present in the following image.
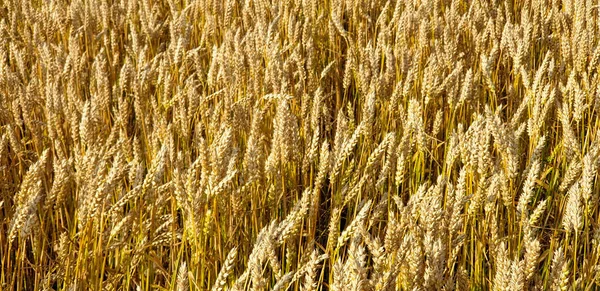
[1,0,600,290]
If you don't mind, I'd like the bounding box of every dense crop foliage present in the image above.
[2,0,600,290]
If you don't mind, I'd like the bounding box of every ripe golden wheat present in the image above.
[1,0,600,290]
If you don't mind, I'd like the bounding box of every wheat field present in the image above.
[1,0,600,290]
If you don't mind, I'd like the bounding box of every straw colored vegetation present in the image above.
[2,0,600,289]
